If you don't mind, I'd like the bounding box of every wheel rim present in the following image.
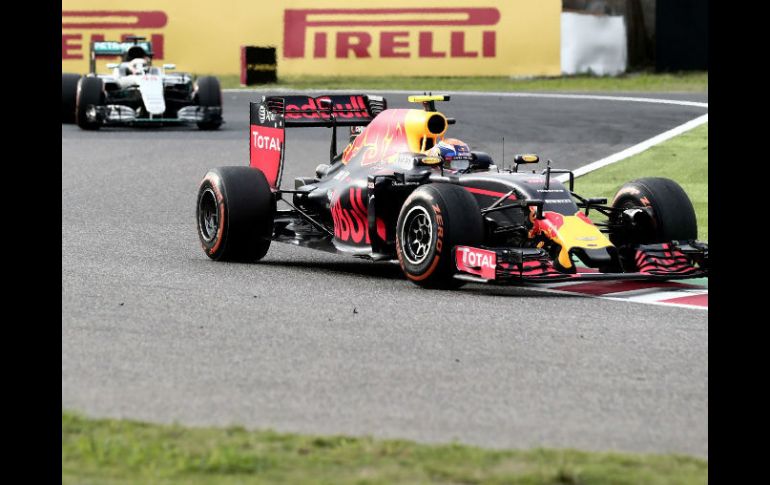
[198,187,219,242]
[612,200,657,245]
[401,205,433,265]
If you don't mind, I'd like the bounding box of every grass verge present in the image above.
[214,71,708,92]
[574,123,707,242]
[63,411,707,485]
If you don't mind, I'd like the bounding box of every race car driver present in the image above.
[426,137,470,160]
[127,57,150,75]
[426,137,492,173]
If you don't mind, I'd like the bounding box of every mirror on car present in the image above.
[514,154,540,165]
[163,64,176,70]
[317,97,333,114]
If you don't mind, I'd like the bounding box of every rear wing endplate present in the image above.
[249,94,387,189]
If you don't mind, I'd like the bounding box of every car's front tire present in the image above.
[196,167,275,262]
[62,73,81,123]
[195,76,223,130]
[396,183,484,288]
[75,76,104,130]
[610,177,697,246]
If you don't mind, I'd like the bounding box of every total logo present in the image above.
[252,131,281,151]
[456,246,496,279]
[458,246,495,269]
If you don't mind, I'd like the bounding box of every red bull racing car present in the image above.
[196,94,708,288]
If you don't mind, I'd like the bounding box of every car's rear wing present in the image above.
[249,94,387,188]
[89,38,153,73]
[254,94,386,128]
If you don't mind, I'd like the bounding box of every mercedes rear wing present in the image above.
[89,37,153,74]
[249,94,387,188]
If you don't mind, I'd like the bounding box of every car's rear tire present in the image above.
[610,177,697,246]
[62,73,80,123]
[76,76,104,130]
[196,166,275,262]
[195,76,222,130]
[396,183,484,289]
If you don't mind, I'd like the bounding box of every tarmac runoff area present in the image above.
[62,91,709,458]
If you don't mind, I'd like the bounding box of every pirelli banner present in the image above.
[62,0,561,77]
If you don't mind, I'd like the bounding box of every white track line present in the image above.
[223,88,708,108]
[556,113,709,181]
[523,285,708,311]
[444,91,708,108]
[621,289,708,303]
[602,296,708,311]
[597,287,702,299]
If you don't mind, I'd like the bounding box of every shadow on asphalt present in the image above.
[460,286,581,298]
[256,260,582,298]
[257,260,404,280]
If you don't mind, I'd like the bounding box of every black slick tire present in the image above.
[396,183,484,289]
[62,73,80,123]
[196,167,275,262]
[610,177,697,245]
[195,76,223,130]
[75,76,104,130]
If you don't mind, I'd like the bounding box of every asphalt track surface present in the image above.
[62,91,709,458]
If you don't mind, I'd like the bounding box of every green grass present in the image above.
[575,123,708,242]
[62,411,707,485]
[215,71,708,92]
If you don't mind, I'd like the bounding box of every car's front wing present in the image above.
[85,104,222,126]
[454,241,708,284]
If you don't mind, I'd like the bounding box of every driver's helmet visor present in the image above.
[131,60,148,74]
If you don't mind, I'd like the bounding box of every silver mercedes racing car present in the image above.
[62,36,222,130]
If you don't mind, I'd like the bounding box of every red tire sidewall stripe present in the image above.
[201,174,226,256]
[398,197,444,281]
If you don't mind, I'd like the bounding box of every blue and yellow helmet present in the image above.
[427,138,469,160]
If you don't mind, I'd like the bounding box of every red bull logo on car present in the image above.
[330,188,371,245]
[285,96,371,120]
